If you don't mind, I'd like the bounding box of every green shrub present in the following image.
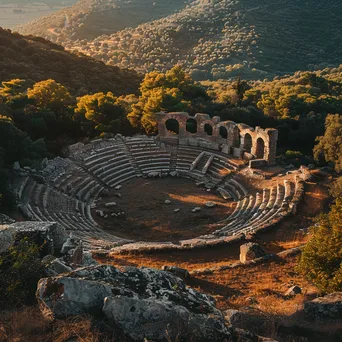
[297,199,342,293]
[284,150,303,159]
[0,237,45,308]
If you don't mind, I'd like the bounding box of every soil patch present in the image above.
[93,177,234,242]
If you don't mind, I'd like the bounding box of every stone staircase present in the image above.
[169,148,178,172]
[116,137,144,177]
[191,152,214,175]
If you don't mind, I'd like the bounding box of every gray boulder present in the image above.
[304,292,342,319]
[36,276,113,319]
[240,243,266,264]
[103,296,228,341]
[0,221,67,255]
[60,234,78,254]
[36,265,230,340]
[44,258,73,276]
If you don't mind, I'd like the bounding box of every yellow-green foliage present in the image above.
[330,177,342,199]
[75,92,128,134]
[128,66,206,134]
[314,114,342,173]
[27,79,73,110]
[298,199,342,293]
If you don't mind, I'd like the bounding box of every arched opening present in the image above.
[256,137,265,159]
[186,118,197,134]
[165,118,179,134]
[232,126,240,148]
[219,126,228,139]
[204,123,213,136]
[244,133,252,153]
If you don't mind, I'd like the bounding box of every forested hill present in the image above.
[16,0,190,41]
[17,0,342,81]
[0,27,141,95]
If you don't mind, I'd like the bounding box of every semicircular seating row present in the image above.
[15,136,303,250]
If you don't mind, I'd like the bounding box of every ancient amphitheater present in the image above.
[12,113,305,252]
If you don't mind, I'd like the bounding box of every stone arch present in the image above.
[232,126,240,148]
[256,137,265,159]
[186,118,197,134]
[244,133,253,153]
[204,123,213,136]
[219,126,228,139]
[165,118,179,134]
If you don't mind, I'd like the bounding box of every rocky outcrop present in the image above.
[304,292,342,319]
[0,221,67,255]
[239,243,266,264]
[36,265,231,341]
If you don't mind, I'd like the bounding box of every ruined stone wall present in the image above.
[155,112,278,165]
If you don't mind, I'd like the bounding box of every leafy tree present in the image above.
[0,79,26,99]
[75,92,128,134]
[330,177,342,199]
[0,114,47,165]
[314,114,342,172]
[27,79,73,110]
[128,66,207,133]
[297,199,342,293]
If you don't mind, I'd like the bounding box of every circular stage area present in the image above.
[93,178,234,242]
[13,134,305,252]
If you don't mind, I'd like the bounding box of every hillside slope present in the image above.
[0,27,140,95]
[18,0,342,81]
[16,0,190,41]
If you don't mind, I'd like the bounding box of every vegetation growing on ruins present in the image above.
[298,199,342,293]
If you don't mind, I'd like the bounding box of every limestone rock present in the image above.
[105,202,116,208]
[304,292,342,319]
[285,285,302,297]
[0,221,67,255]
[64,241,83,265]
[165,200,171,204]
[60,235,78,255]
[174,208,180,213]
[82,251,99,266]
[239,243,266,264]
[45,258,73,276]
[148,171,159,178]
[36,265,229,341]
[36,277,113,319]
[103,296,228,342]
[217,187,232,200]
[205,201,216,208]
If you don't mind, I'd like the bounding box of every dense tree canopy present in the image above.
[298,199,342,293]
[128,66,208,133]
[27,79,73,110]
[75,92,128,134]
[314,114,342,173]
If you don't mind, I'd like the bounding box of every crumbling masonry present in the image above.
[155,112,278,165]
